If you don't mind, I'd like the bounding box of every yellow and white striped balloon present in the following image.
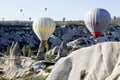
[33,17,56,44]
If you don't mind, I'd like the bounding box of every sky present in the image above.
[0,0,119,21]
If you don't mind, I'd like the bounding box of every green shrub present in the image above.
[44,68,52,73]
[45,42,49,52]
[39,75,48,80]
[0,74,9,80]
[22,45,32,57]
[46,54,56,61]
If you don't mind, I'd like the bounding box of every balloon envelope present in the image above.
[33,17,56,44]
[45,8,47,11]
[84,8,111,38]
[20,9,23,12]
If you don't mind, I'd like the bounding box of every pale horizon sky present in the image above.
[0,0,119,21]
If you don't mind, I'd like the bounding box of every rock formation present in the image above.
[0,24,120,51]
[0,23,120,79]
[36,43,46,60]
[4,42,23,79]
[47,42,120,80]
[54,42,69,61]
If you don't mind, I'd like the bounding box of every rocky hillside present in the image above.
[0,21,120,80]
[0,21,120,51]
[0,21,89,51]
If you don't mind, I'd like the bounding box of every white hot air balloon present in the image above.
[33,17,56,44]
[84,8,111,38]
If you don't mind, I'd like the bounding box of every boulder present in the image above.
[47,42,120,80]
[51,46,59,55]
[54,42,69,61]
[48,35,62,47]
[21,57,35,68]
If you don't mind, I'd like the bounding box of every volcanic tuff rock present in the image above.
[47,42,120,80]
[0,24,92,50]
[0,25,120,50]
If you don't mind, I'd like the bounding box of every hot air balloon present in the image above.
[33,17,56,45]
[45,8,47,11]
[84,8,111,38]
[29,17,32,20]
[20,9,23,12]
